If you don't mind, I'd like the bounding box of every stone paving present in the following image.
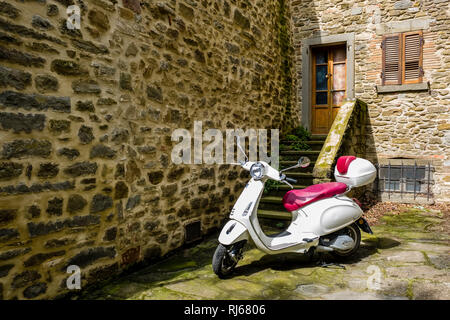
[80,207,449,300]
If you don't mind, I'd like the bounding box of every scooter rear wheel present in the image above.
[331,223,361,258]
[212,242,245,278]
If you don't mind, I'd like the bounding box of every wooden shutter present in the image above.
[402,31,423,84]
[382,34,402,85]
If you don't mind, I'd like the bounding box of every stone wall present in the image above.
[290,0,450,202]
[0,0,293,299]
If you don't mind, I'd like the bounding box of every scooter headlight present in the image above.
[250,162,265,180]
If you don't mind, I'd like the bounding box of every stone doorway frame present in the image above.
[301,33,355,132]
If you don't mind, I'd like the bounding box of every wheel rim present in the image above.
[335,225,358,254]
[220,252,237,274]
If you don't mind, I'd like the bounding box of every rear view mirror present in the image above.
[298,156,311,168]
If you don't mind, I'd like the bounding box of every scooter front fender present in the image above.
[218,220,249,246]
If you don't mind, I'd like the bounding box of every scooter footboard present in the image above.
[218,220,249,246]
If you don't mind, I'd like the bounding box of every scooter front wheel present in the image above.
[212,241,245,278]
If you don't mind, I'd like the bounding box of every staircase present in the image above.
[257,135,327,221]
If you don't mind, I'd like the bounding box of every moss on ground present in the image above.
[80,206,449,300]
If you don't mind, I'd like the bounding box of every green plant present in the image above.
[281,125,312,151]
[264,179,281,194]
[289,125,311,141]
[289,141,311,151]
[285,134,300,141]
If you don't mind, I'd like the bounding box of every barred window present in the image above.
[377,162,433,200]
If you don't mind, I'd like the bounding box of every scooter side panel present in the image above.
[299,196,362,235]
[218,220,249,245]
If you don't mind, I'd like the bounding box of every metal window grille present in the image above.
[376,161,433,201]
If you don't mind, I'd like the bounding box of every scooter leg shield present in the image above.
[218,220,249,246]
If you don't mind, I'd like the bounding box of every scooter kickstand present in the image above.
[316,253,346,270]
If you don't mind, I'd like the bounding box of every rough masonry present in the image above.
[0,0,295,299]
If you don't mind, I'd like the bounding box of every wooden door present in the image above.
[311,45,347,135]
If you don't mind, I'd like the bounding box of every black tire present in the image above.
[331,223,361,258]
[212,242,244,278]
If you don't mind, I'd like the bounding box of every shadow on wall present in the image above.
[337,100,379,211]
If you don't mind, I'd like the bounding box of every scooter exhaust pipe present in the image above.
[316,235,355,252]
[315,245,333,253]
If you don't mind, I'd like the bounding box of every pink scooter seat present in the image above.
[282,182,348,212]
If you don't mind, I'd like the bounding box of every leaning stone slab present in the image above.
[313,99,367,179]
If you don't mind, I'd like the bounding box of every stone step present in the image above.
[280,150,321,156]
[279,160,316,173]
[280,150,321,161]
[311,134,328,140]
[280,160,317,167]
[285,172,313,178]
[280,140,325,151]
[266,184,309,197]
[257,209,291,220]
[280,140,325,144]
[277,183,309,191]
[259,195,284,204]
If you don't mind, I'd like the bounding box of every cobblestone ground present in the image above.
[80,207,449,300]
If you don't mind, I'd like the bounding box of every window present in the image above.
[377,162,433,201]
[381,31,424,85]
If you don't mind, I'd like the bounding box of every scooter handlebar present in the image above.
[285,177,297,184]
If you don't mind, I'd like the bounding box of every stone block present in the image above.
[11,270,41,289]
[0,45,45,67]
[23,283,47,299]
[0,91,70,113]
[0,208,16,226]
[37,163,59,178]
[0,161,23,180]
[88,9,110,31]
[90,144,116,159]
[233,9,250,29]
[63,161,98,177]
[122,0,141,14]
[0,65,31,90]
[57,148,80,160]
[67,194,87,214]
[51,59,88,76]
[0,228,19,242]
[72,79,101,94]
[64,246,116,269]
[35,74,58,93]
[0,2,20,19]
[1,139,52,159]
[78,125,94,144]
[49,119,70,134]
[31,15,54,30]
[90,194,113,213]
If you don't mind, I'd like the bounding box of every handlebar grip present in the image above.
[285,177,297,184]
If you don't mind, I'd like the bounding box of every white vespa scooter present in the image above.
[213,142,376,278]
